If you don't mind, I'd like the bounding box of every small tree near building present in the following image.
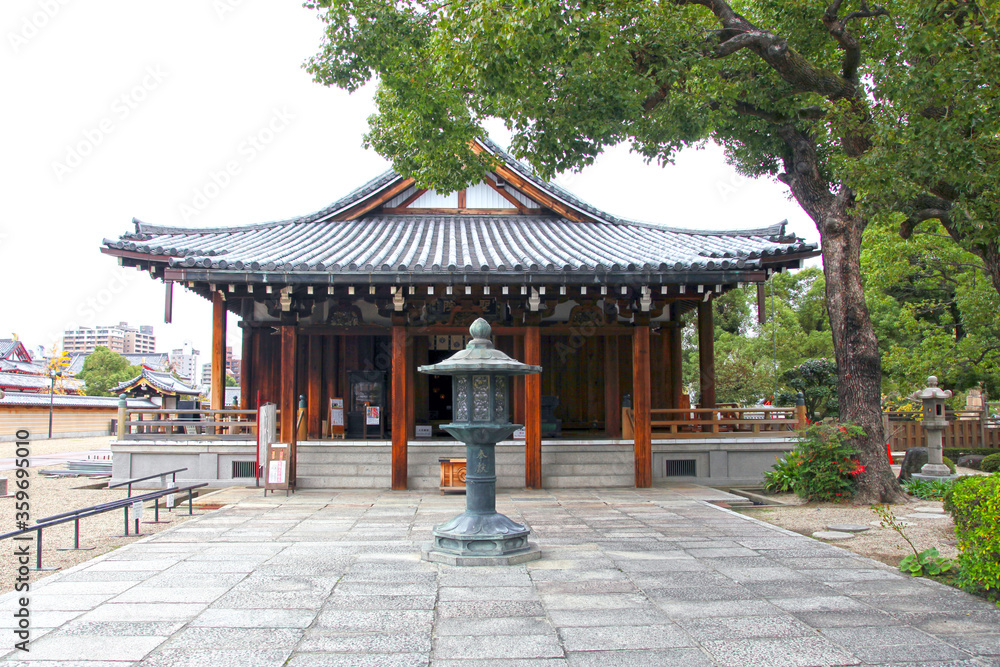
[78,346,141,397]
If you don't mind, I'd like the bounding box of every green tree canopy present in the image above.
[77,347,142,397]
[862,217,1000,401]
[851,2,1000,297]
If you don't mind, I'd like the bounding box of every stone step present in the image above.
[541,463,634,476]
[297,453,390,466]
[297,461,391,474]
[296,475,392,489]
[541,475,633,488]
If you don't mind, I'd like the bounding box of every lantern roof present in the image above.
[418,319,542,377]
[910,376,953,401]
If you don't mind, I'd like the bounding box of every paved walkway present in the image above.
[2,485,998,666]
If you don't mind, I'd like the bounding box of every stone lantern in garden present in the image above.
[910,376,956,479]
[418,318,542,566]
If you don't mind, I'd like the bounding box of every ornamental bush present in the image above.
[781,421,866,501]
[980,453,1000,473]
[763,451,799,494]
[948,476,1000,593]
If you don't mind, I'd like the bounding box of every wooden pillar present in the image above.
[391,325,408,490]
[307,335,323,439]
[324,335,339,435]
[406,335,415,439]
[524,325,542,489]
[633,325,652,488]
[664,322,683,411]
[280,326,298,484]
[513,334,525,427]
[604,335,621,437]
[697,300,716,410]
[211,291,226,412]
[240,326,253,411]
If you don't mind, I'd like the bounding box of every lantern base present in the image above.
[428,510,534,559]
[911,469,958,480]
[421,543,541,567]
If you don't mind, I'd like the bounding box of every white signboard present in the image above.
[132,500,143,519]
[267,459,287,485]
[366,405,381,426]
[513,428,526,439]
[416,425,432,438]
[330,398,344,426]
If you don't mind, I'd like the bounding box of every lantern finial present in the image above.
[470,318,491,341]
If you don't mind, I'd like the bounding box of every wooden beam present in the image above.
[632,326,652,488]
[698,300,716,410]
[240,326,253,411]
[211,292,226,417]
[332,177,416,221]
[164,281,173,324]
[391,326,408,490]
[457,188,467,209]
[470,142,593,223]
[757,283,767,324]
[525,326,542,489]
[604,335,621,437]
[280,326,298,484]
[396,188,428,209]
[381,207,543,215]
[307,335,323,439]
[483,174,528,212]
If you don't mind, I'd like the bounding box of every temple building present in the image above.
[103,139,818,489]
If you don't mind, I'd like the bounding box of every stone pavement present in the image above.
[2,485,998,666]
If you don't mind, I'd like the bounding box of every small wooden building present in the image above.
[103,138,817,489]
[113,367,201,409]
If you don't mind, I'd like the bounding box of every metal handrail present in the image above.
[0,483,208,570]
[108,467,188,497]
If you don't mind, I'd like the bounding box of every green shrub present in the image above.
[943,476,979,515]
[948,476,1000,592]
[944,448,1000,461]
[943,456,957,474]
[981,454,1000,473]
[791,421,866,501]
[763,452,799,494]
[902,477,953,500]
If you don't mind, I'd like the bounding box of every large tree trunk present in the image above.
[820,208,903,503]
[781,131,904,504]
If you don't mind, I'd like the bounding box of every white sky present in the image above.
[1,0,818,372]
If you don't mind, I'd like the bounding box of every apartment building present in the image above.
[63,323,155,355]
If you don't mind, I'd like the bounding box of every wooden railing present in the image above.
[119,408,258,441]
[623,406,805,439]
[884,405,1000,451]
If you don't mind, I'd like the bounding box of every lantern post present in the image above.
[418,318,542,566]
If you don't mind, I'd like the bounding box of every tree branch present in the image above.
[822,1,888,83]
[900,208,952,239]
[679,0,860,101]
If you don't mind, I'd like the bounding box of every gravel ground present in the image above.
[737,467,988,569]
[0,437,201,593]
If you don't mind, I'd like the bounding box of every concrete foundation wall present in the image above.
[112,436,796,489]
